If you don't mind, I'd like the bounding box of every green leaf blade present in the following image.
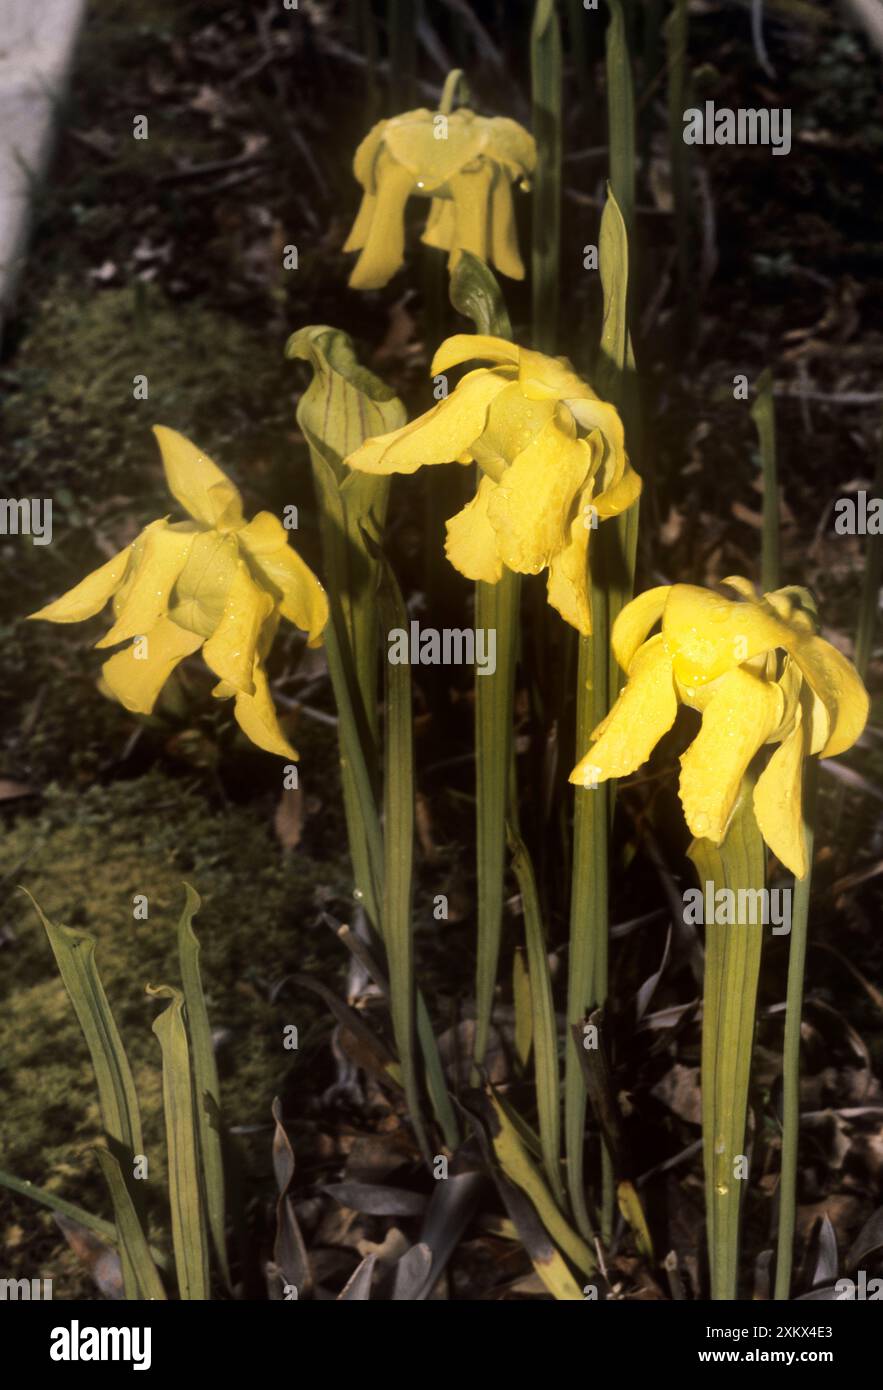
[176,884,230,1289]
[148,984,210,1301]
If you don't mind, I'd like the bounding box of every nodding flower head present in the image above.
[344,108,536,290]
[569,578,869,876]
[29,427,328,760]
[345,333,641,636]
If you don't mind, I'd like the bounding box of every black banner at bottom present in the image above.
[1,1296,878,1375]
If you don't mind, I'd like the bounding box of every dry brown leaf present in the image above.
[274,785,303,849]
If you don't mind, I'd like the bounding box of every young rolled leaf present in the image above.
[604,0,636,244]
[286,323,405,748]
[596,186,640,670]
[665,0,692,323]
[286,327,393,939]
[176,883,230,1288]
[376,548,431,1162]
[530,0,563,353]
[95,1149,166,1301]
[147,984,210,1300]
[775,760,817,1300]
[565,186,637,1239]
[751,367,780,592]
[474,572,520,1073]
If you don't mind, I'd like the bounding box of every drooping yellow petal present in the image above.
[570,635,677,785]
[448,166,494,266]
[679,667,785,844]
[444,473,503,583]
[152,426,244,531]
[753,709,809,878]
[485,116,537,178]
[202,558,274,695]
[351,118,387,194]
[487,410,592,574]
[421,196,456,251]
[237,511,328,645]
[489,168,525,279]
[786,633,869,757]
[28,543,133,624]
[594,455,642,519]
[430,334,519,377]
[227,656,298,760]
[344,119,388,251]
[345,368,509,475]
[168,530,239,640]
[342,191,378,252]
[348,155,415,290]
[611,586,670,671]
[96,522,196,648]
[566,395,628,491]
[101,618,203,715]
[546,484,594,636]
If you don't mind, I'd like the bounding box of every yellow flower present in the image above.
[344,108,536,290]
[28,427,328,760]
[345,333,641,635]
[570,579,869,876]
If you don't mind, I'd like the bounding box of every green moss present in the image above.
[1,280,302,505]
